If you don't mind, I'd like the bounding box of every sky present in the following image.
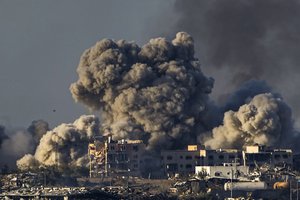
[0,0,176,128]
[1,0,300,132]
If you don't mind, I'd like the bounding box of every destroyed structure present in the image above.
[88,136,146,177]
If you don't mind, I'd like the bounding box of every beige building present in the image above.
[88,136,146,177]
[105,137,146,176]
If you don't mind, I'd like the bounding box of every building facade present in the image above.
[244,145,293,169]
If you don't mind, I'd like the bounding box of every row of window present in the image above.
[164,154,238,161]
[108,145,140,151]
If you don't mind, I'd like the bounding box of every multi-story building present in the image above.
[105,137,146,176]
[161,145,203,177]
[88,136,146,177]
[161,144,293,177]
[199,149,242,166]
[244,145,293,169]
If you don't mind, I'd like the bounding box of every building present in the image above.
[244,145,293,169]
[105,137,146,176]
[195,163,249,180]
[161,145,203,177]
[199,149,242,166]
[88,136,146,177]
[161,144,293,177]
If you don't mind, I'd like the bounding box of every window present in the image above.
[218,155,224,159]
[167,155,173,160]
[215,172,221,176]
[229,155,235,159]
[134,164,138,168]
[274,154,281,159]
[180,156,183,159]
[133,145,139,152]
[133,154,138,159]
[166,164,178,172]
[208,155,214,160]
[186,156,192,160]
[111,146,115,151]
[282,154,288,159]
[180,164,183,168]
[186,164,192,169]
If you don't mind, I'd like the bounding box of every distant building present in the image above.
[105,137,146,176]
[161,144,293,177]
[88,136,146,177]
[244,145,293,169]
[199,149,242,166]
[195,163,249,180]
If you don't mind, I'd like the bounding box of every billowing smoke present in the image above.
[223,80,273,112]
[0,120,48,168]
[17,115,100,171]
[70,32,215,150]
[172,0,300,124]
[0,125,8,148]
[203,93,295,149]
[27,120,49,146]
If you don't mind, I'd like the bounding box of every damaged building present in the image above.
[88,136,146,177]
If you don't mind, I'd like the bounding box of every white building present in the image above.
[195,163,249,180]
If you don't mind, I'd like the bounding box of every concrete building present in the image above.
[88,136,146,177]
[244,145,293,168]
[199,149,242,166]
[161,145,203,177]
[105,138,146,176]
[195,163,249,179]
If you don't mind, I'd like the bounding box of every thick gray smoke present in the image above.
[173,0,300,124]
[203,93,295,149]
[17,115,100,171]
[0,120,48,169]
[0,125,8,148]
[223,80,273,112]
[70,32,214,150]
[27,120,49,147]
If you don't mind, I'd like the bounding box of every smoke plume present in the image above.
[203,93,295,149]
[172,0,300,123]
[27,120,49,147]
[17,115,100,171]
[70,32,215,150]
[0,120,48,169]
[0,125,8,148]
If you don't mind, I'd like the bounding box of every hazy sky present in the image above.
[0,0,176,128]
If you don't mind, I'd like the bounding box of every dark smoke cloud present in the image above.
[0,120,48,169]
[70,32,215,150]
[0,125,8,148]
[223,80,273,111]
[173,0,300,124]
[27,120,49,147]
